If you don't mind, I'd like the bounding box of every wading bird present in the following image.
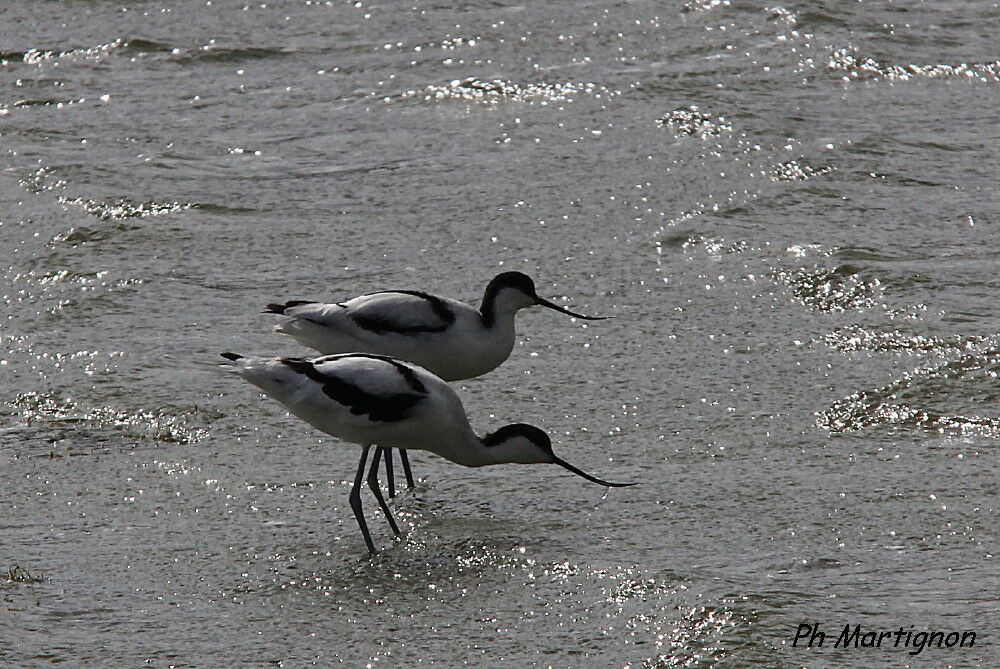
[220,351,634,553]
[263,271,608,494]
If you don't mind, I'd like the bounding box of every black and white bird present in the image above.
[220,351,634,553]
[262,272,607,496]
[264,272,607,495]
[264,272,607,382]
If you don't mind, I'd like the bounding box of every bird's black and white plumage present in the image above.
[220,351,635,552]
[264,272,606,381]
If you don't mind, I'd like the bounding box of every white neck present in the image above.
[430,431,522,468]
[481,287,534,328]
[442,433,497,468]
[484,308,517,332]
[445,434,548,468]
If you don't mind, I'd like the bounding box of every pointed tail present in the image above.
[219,353,250,373]
[263,300,314,314]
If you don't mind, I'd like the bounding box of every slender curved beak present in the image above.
[552,456,637,487]
[535,296,609,320]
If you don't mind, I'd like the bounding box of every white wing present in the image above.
[286,354,429,423]
[225,352,430,426]
[271,291,459,333]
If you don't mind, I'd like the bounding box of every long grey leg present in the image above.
[399,449,415,489]
[367,447,401,536]
[350,445,375,553]
[384,447,396,499]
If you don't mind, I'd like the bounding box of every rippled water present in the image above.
[2,1,997,666]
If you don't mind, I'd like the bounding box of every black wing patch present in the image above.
[352,290,456,334]
[281,354,427,422]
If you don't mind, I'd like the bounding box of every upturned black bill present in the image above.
[535,297,609,320]
[552,456,637,487]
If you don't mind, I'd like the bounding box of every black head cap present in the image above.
[483,423,637,486]
[487,271,537,297]
[483,271,609,322]
[483,422,552,453]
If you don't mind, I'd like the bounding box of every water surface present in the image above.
[2,0,997,666]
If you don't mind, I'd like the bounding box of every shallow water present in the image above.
[1,1,998,666]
